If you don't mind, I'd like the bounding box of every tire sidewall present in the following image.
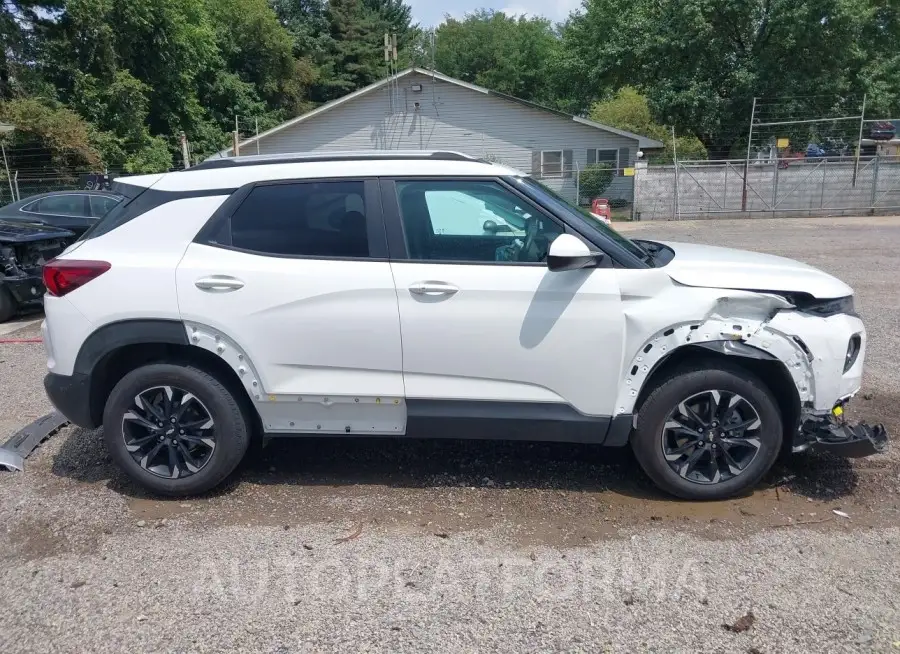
[632,366,783,500]
[103,364,249,496]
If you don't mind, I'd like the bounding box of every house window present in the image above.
[587,148,618,167]
[541,151,563,177]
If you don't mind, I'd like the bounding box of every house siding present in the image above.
[252,73,638,204]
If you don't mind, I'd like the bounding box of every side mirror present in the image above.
[547,234,603,272]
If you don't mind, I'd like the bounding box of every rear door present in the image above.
[382,177,625,427]
[176,178,405,435]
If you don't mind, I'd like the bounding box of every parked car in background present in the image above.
[867,121,896,141]
[0,220,72,321]
[0,190,123,238]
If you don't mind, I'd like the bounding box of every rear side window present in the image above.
[225,181,369,258]
[88,194,122,217]
[26,194,88,216]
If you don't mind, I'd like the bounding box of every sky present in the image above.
[406,0,583,27]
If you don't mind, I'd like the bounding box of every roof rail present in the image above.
[190,150,480,171]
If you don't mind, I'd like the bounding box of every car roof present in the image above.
[120,151,524,193]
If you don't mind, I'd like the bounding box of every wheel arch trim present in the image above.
[74,319,191,376]
[616,317,814,417]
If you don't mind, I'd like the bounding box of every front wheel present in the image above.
[631,363,783,500]
[103,363,251,496]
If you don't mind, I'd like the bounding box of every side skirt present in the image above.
[404,400,620,445]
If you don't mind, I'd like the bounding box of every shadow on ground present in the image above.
[49,425,861,505]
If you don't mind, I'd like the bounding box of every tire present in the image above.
[0,285,17,323]
[103,363,251,496]
[631,361,783,500]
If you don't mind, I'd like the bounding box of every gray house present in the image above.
[215,67,662,204]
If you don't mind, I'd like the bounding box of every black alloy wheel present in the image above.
[661,390,763,485]
[122,385,216,479]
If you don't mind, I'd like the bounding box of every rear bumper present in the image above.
[43,372,98,429]
[796,412,889,458]
[2,273,45,305]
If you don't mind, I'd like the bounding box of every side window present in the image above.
[396,180,563,263]
[31,194,88,216]
[227,181,369,258]
[89,195,122,218]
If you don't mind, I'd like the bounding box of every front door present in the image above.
[384,178,625,429]
[176,178,405,435]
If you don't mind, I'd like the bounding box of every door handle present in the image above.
[195,276,244,292]
[409,281,459,297]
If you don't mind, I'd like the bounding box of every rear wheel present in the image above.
[103,363,250,496]
[631,362,783,500]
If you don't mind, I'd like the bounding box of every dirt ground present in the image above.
[1,215,899,653]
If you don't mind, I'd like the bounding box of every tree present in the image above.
[319,0,393,100]
[0,1,64,99]
[579,163,613,199]
[0,98,101,169]
[566,0,900,157]
[590,87,707,162]
[433,10,563,107]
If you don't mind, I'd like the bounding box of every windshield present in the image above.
[513,177,653,264]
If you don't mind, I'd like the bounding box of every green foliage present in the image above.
[566,0,900,156]
[433,10,563,107]
[0,98,101,168]
[590,87,708,163]
[579,163,613,199]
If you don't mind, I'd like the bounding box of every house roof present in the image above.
[214,67,664,158]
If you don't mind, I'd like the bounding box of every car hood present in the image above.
[0,219,74,243]
[659,241,853,299]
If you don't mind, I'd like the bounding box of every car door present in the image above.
[176,178,405,435]
[382,177,626,431]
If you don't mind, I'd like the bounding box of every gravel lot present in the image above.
[1,216,899,653]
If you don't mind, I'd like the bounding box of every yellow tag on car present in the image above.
[832,405,844,417]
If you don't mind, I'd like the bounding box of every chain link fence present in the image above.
[633,155,900,220]
[530,165,636,220]
[0,172,121,207]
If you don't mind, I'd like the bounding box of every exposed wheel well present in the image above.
[633,344,801,445]
[89,342,260,432]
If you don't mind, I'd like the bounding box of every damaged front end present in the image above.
[0,220,72,306]
[796,404,889,458]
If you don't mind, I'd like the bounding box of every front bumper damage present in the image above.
[797,408,889,458]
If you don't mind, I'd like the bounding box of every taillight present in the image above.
[43,259,111,297]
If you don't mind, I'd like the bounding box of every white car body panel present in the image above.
[390,261,623,416]
[662,241,853,299]
[176,243,404,405]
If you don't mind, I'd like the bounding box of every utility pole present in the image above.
[232,131,240,157]
[233,112,240,157]
[180,132,190,169]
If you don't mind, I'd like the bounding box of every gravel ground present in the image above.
[2,216,900,653]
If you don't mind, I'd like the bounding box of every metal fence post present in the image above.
[671,126,679,220]
[852,94,867,188]
[13,170,19,202]
[870,154,880,212]
[772,151,779,213]
[742,97,757,212]
[820,160,827,208]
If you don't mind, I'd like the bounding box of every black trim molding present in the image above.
[406,399,621,444]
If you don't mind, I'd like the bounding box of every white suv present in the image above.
[40,151,887,499]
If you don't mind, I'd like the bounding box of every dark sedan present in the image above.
[0,190,123,236]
